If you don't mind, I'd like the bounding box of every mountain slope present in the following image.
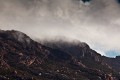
[0,30,120,80]
[43,40,120,79]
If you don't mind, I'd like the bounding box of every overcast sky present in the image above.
[0,0,120,57]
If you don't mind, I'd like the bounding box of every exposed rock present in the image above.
[0,30,120,80]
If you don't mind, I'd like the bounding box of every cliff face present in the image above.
[0,30,120,80]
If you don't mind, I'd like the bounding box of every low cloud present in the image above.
[0,0,120,57]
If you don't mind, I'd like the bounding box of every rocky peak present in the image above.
[0,30,120,80]
[0,30,31,44]
[43,40,101,61]
[43,39,90,48]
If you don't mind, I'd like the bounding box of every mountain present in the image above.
[0,30,120,80]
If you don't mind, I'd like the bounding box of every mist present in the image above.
[0,0,120,57]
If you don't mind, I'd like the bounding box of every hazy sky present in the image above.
[0,0,120,57]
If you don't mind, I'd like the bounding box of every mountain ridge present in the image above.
[0,30,120,80]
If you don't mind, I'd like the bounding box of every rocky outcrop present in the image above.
[0,30,120,80]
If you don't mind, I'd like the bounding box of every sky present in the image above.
[0,0,120,57]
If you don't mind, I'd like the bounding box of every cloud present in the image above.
[0,0,120,57]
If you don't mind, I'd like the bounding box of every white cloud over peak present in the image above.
[0,0,120,57]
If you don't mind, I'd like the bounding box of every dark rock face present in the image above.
[0,30,120,80]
